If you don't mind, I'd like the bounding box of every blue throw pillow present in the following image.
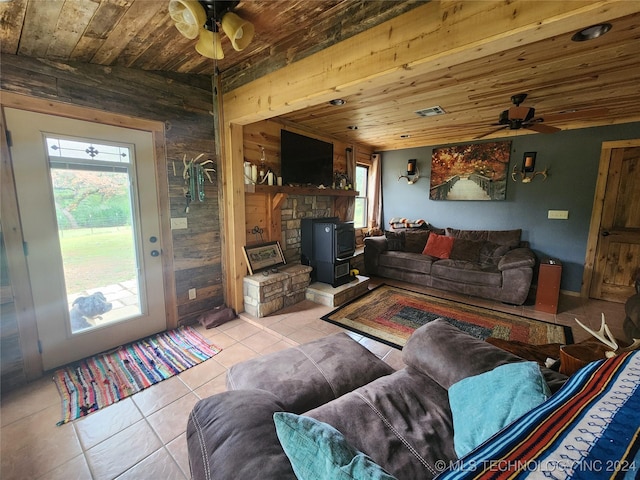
[273,412,397,480]
[448,361,551,458]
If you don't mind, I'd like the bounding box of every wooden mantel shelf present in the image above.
[245,184,359,197]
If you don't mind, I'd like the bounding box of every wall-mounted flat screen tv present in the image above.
[280,130,334,187]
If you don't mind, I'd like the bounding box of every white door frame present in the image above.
[1,92,176,374]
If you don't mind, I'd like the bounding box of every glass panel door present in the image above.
[46,137,142,333]
[6,108,167,370]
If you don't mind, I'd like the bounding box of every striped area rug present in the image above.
[53,326,221,424]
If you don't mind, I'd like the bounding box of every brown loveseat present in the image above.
[364,227,536,305]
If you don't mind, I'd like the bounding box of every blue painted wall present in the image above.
[379,122,640,292]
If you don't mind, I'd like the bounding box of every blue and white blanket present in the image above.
[437,351,640,479]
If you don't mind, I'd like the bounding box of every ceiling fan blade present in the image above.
[475,125,509,139]
[539,107,609,123]
[508,106,533,121]
[526,123,561,134]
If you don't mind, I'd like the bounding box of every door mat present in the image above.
[321,284,572,349]
[53,326,221,424]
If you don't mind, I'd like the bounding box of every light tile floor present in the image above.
[0,278,626,479]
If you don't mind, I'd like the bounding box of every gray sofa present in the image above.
[186,320,567,479]
[364,227,536,305]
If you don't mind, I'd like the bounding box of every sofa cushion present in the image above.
[402,319,526,390]
[422,233,454,258]
[227,332,394,413]
[187,390,296,480]
[384,230,405,251]
[449,238,484,262]
[446,228,522,248]
[478,241,511,265]
[379,251,435,274]
[430,259,502,287]
[497,247,536,270]
[404,230,431,253]
[448,361,551,458]
[306,368,456,480]
[274,412,397,480]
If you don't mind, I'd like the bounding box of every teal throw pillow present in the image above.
[273,412,397,480]
[448,361,551,458]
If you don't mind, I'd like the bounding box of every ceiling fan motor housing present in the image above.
[499,107,535,129]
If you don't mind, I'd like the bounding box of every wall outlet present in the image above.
[548,210,569,220]
[171,217,188,229]
[188,288,196,300]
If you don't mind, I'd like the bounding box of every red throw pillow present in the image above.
[422,233,455,258]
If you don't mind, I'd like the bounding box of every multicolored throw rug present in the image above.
[321,284,572,349]
[53,326,221,424]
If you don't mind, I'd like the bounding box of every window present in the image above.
[354,165,368,228]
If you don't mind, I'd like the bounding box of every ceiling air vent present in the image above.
[415,106,446,117]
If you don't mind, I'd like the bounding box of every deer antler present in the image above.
[511,165,524,182]
[512,165,548,183]
[616,338,640,356]
[398,166,420,184]
[575,314,618,351]
[575,313,640,358]
[532,167,548,181]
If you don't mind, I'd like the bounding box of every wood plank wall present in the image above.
[0,54,224,387]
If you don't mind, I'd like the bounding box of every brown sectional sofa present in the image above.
[364,227,536,305]
[186,320,568,480]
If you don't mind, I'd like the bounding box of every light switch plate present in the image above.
[548,210,569,220]
[188,288,196,300]
[171,217,188,229]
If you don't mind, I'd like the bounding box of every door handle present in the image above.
[151,250,160,257]
[601,231,610,237]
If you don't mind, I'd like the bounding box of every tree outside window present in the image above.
[354,165,368,228]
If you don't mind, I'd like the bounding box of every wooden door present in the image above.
[587,142,640,302]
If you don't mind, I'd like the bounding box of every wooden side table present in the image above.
[485,338,562,367]
[536,259,562,314]
[559,342,611,375]
[487,338,612,376]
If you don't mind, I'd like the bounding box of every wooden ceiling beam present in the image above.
[222,1,638,126]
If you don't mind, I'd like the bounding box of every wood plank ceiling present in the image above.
[1,0,639,150]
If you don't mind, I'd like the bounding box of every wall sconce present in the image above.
[511,152,548,183]
[399,158,420,184]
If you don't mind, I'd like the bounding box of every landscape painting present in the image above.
[429,141,511,201]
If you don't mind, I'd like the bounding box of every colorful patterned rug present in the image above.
[321,284,572,349]
[53,326,221,424]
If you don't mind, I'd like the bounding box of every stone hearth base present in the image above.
[305,275,370,307]
[243,264,313,317]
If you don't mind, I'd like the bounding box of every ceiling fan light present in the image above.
[221,11,254,51]
[169,0,206,39]
[571,23,612,42]
[195,28,224,59]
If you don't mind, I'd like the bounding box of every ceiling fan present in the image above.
[476,93,608,139]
